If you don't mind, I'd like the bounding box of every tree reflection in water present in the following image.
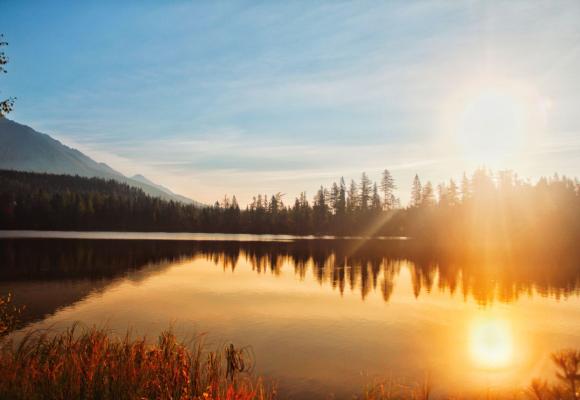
[0,238,578,326]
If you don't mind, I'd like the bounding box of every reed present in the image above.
[0,324,274,400]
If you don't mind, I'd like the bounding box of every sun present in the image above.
[446,80,549,166]
[458,88,525,162]
[469,316,514,370]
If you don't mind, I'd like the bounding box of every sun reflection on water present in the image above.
[469,316,514,370]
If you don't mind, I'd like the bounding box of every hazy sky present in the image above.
[1,1,579,205]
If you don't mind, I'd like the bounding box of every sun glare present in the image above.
[469,316,514,370]
[458,88,525,161]
[447,80,549,166]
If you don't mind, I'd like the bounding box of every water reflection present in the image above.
[1,237,579,397]
[1,238,579,325]
[469,316,514,370]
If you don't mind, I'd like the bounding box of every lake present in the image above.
[1,231,579,398]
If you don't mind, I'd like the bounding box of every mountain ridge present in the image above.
[131,174,196,205]
[0,118,203,206]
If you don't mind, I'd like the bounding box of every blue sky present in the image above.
[1,1,579,204]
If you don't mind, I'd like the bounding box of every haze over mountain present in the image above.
[130,173,195,205]
[0,118,202,206]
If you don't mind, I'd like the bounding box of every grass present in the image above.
[0,313,274,399]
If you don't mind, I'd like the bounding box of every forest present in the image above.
[0,168,578,252]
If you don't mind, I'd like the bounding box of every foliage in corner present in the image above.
[0,34,15,117]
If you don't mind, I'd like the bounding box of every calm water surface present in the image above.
[1,232,579,398]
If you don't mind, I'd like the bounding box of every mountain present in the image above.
[130,174,196,205]
[0,118,202,206]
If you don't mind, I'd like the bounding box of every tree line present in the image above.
[0,168,578,251]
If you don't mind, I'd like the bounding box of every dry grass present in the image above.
[0,324,275,400]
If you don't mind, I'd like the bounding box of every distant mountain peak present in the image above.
[0,118,203,206]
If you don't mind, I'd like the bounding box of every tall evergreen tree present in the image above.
[347,179,358,213]
[221,194,231,209]
[422,181,435,206]
[337,177,346,215]
[371,183,382,211]
[447,179,459,206]
[231,195,239,210]
[411,174,422,207]
[330,182,339,214]
[313,186,329,230]
[359,172,372,210]
[269,194,279,215]
[380,169,396,209]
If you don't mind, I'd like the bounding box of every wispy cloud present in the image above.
[2,1,580,204]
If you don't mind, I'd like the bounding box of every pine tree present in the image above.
[231,195,239,210]
[313,186,329,231]
[337,177,346,215]
[359,172,372,210]
[421,181,435,206]
[299,191,309,208]
[262,194,268,210]
[371,183,382,211]
[347,179,358,213]
[411,174,422,207]
[221,194,230,209]
[330,182,339,214]
[380,169,396,209]
[269,194,279,214]
[447,179,459,206]
[314,187,327,208]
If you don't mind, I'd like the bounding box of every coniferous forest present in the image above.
[1,168,578,253]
